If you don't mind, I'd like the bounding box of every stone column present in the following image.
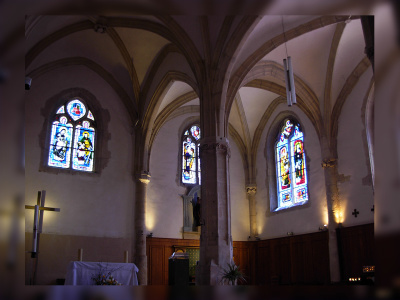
[246,185,258,240]
[321,157,341,282]
[196,136,233,285]
[134,171,150,285]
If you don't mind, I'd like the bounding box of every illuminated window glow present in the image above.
[182,125,201,184]
[275,119,308,210]
[48,99,96,172]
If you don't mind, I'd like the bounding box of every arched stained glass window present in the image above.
[275,119,308,210]
[48,99,96,172]
[182,125,201,184]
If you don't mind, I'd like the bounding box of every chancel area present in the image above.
[24,10,380,286]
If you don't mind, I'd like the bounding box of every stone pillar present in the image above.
[321,158,341,283]
[196,136,233,285]
[134,172,150,285]
[246,185,258,240]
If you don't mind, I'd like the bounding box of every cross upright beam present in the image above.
[25,190,60,285]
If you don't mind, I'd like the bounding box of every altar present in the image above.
[65,261,139,286]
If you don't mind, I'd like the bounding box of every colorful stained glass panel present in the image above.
[67,99,86,121]
[87,110,94,121]
[278,145,290,190]
[190,125,201,140]
[182,170,196,184]
[72,125,95,172]
[56,106,65,114]
[275,119,308,210]
[294,187,308,203]
[48,119,73,168]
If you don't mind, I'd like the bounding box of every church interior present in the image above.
[17,1,400,291]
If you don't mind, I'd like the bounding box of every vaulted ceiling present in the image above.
[25,7,382,162]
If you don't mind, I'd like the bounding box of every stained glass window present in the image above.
[182,125,201,184]
[275,119,308,210]
[48,99,96,172]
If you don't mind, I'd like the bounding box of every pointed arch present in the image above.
[27,57,138,124]
[225,16,359,132]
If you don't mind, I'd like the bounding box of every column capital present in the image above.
[321,158,336,168]
[246,185,257,195]
[137,171,151,184]
[199,136,230,158]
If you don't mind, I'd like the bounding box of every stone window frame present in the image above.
[179,122,201,186]
[265,113,311,215]
[38,88,110,176]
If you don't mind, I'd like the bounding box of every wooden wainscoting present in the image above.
[336,223,374,281]
[146,237,199,285]
[256,231,330,285]
[146,225,374,285]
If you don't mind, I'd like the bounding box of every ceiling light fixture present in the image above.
[282,16,297,107]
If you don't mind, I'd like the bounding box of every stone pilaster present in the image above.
[246,185,258,240]
[321,157,341,283]
[134,171,150,285]
[182,195,194,232]
[196,136,233,285]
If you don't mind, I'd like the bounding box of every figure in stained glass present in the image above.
[53,127,69,161]
[293,140,305,185]
[67,99,86,121]
[77,131,94,165]
[190,125,200,140]
[183,139,195,172]
[279,145,290,189]
[283,120,293,136]
[274,118,308,210]
[48,117,73,168]
[181,124,201,184]
[48,99,96,172]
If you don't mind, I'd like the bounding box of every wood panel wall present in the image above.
[336,223,374,280]
[255,231,330,285]
[146,238,200,285]
[146,224,374,285]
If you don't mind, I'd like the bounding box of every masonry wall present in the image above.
[25,66,135,284]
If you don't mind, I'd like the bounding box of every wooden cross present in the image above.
[25,191,60,285]
[25,190,60,257]
[352,209,359,218]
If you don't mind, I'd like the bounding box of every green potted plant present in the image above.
[221,262,246,285]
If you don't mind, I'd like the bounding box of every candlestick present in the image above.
[124,250,129,263]
[78,248,83,261]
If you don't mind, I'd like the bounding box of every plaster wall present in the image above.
[148,112,251,241]
[337,68,374,226]
[146,114,191,238]
[25,66,134,238]
[228,138,250,241]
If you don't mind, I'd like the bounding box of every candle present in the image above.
[124,250,129,263]
[78,248,83,261]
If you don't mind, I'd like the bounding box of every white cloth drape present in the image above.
[64,261,139,286]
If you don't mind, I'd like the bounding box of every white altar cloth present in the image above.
[65,261,139,286]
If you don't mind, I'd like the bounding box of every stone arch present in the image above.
[182,185,201,238]
[27,57,138,124]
